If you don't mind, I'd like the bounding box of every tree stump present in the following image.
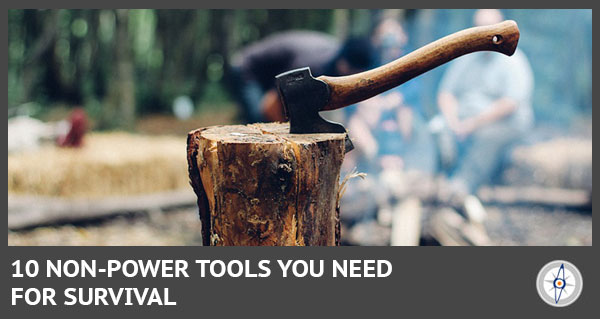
[187,123,347,246]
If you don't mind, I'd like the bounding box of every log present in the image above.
[187,123,347,246]
[390,197,422,246]
[477,186,591,209]
[8,190,196,230]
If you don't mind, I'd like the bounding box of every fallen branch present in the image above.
[477,186,591,209]
[8,189,197,230]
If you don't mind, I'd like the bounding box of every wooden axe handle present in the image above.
[319,20,520,111]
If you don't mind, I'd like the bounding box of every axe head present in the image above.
[275,67,354,152]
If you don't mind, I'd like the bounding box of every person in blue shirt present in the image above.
[436,9,534,197]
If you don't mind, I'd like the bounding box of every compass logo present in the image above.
[536,260,583,307]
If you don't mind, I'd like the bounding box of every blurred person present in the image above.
[431,9,534,245]
[57,108,88,148]
[436,9,534,197]
[228,31,374,123]
[340,18,438,235]
[345,18,437,176]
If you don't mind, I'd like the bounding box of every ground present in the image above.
[7,204,592,246]
[8,209,204,246]
[482,206,592,246]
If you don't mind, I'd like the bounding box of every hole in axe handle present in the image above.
[492,35,503,44]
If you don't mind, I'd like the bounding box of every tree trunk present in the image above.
[187,122,347,246]
[103,9,135,129]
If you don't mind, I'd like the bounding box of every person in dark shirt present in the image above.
[228,31,374,123]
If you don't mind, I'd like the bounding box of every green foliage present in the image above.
[8,9,375,125]
[10,9,590,128]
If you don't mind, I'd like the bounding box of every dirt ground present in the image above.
[7,204,592,246]
[8,208,204,246]
[482,206,592,246]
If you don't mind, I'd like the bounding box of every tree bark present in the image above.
[187,122,347,246]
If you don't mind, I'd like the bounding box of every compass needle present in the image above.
[537,261,582,307]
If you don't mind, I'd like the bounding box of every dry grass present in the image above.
[8,132,189,198]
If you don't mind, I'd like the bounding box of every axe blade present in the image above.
[276,67,354,152]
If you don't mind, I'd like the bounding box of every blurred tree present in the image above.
[102,9,135,129]
[7,9,592,130]
[21,10,60,105]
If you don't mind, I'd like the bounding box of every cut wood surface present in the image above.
[187,122,346,246]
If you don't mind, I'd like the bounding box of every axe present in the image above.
[275,20,520,152]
